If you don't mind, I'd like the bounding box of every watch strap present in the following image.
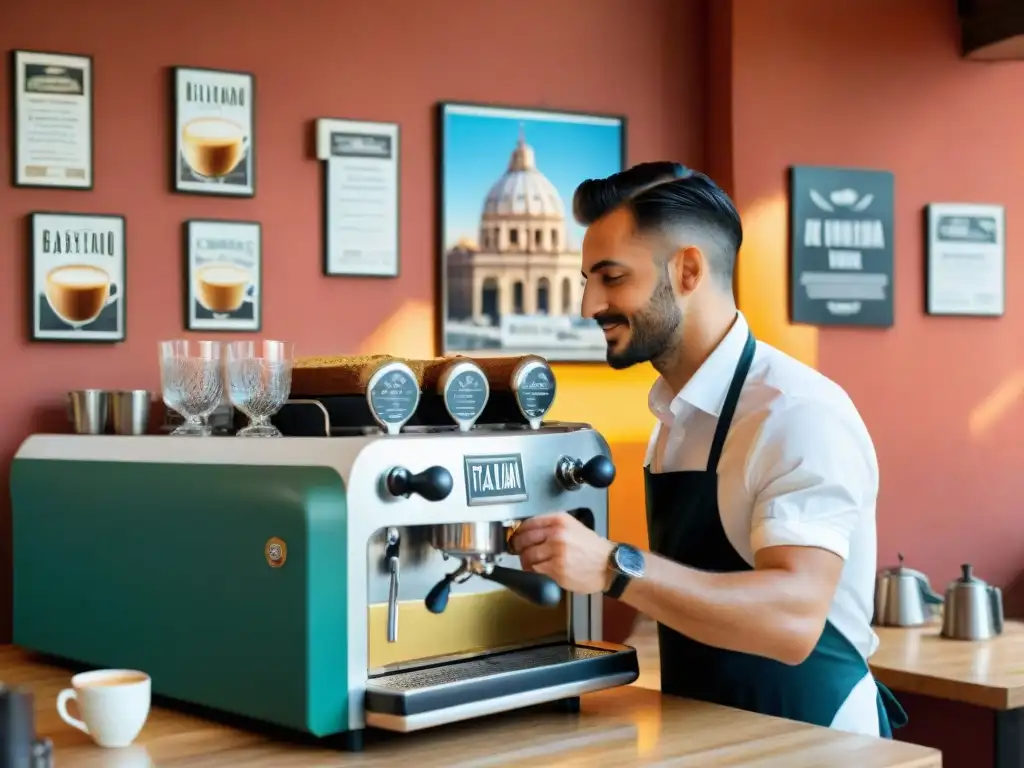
[605,572,631,600]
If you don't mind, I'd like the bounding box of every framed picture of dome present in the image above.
[438,102,626,362]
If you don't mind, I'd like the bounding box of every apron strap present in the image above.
[706,329,756,473]
[876,680,908,735]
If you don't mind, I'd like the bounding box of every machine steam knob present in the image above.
[386,465,454,502]
[556,455,616,491]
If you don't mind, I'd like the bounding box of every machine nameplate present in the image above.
[463,453,528,506]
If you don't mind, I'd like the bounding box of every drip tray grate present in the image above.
[365,641,638,717]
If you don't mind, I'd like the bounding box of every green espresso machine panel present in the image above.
[12,440,350,737]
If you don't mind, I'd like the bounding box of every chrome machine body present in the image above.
[10,421,637,747]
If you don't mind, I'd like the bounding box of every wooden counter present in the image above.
[870,620,1024,768]
[870,620,1024,710]
[0,646,941,767]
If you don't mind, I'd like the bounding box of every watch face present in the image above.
[615,545,645,578]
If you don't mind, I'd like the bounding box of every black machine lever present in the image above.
[385,465,454,502]
[556,455,616,491]
[424,564,562,615]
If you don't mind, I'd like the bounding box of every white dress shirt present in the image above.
[645,311,881,736]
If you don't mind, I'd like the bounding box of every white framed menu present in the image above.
[316,117,400,278]
[925,203,1005,317]
[12,50,94,189]
[173,66,255,197]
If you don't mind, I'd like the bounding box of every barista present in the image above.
[508,163,905,738]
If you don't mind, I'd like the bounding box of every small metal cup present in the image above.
[110,390,153,435]
[67,390,110,435]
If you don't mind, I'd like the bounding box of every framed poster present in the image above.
[789,166,895,328]
[29,212,126,343]
[925,203,1005,317]
[11,50,94,189]
[184,219,262,332]
[315,117,400,278]
[438,102,626,362]
[172,67,255,197]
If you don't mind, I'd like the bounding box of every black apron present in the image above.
[643,329,906,737]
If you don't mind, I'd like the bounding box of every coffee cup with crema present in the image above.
[44,264,119,329]
[195,262,255,316]
[181,117,248,178]
[57,669,151,748]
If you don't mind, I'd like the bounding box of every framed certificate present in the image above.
[316,117,401,278]
[12,50,94,190]
[925,203,1005,317]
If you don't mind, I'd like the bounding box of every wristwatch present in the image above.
[604,543,645,599]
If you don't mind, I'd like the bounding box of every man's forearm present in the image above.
[619,553,829,665]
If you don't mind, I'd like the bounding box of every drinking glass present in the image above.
[225,340,294,437]
[158,340,224,436]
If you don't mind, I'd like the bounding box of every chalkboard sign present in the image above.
[789,166,894,327]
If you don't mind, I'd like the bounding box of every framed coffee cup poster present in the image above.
[29,212,126,343]
[185,219,262,332]
[173,67,255,197]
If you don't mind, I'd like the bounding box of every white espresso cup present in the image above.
[56,669,152,748]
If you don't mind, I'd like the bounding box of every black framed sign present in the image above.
[437,101,627,362]
[789,166,894,328]
[172,67,255,197]
[925,203,1005,317]
[184,219,262,332]
[11,50,94,190]
[29,212,126,343]
[315,117,400,278]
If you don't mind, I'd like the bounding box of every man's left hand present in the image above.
[509,512,614,594]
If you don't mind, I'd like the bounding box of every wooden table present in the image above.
[0,646,941,767]
[871,620,1024,768]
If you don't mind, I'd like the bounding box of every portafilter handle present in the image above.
[481,565,562,607]
[423,563,562,614]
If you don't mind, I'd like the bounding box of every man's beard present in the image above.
[597,273,682,370]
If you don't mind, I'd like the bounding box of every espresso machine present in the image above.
[10,354,638,749]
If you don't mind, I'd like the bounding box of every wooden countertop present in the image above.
[1,646,941,767]
[870,619,1024,710]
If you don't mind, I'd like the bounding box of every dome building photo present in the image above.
[439,103,625,361]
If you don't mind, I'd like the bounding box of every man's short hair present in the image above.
[572,161,743,283]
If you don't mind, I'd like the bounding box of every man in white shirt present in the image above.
[509,162,904,737]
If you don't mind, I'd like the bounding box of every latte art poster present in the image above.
[29,212,126,342]
[173,67,255,196]
[185,219,262,332]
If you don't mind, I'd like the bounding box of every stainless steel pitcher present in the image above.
[941,563,1004,641]
[873,552,944,627]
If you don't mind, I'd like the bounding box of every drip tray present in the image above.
[364,641,639,732]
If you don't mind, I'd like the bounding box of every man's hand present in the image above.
[509,512,615,594]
